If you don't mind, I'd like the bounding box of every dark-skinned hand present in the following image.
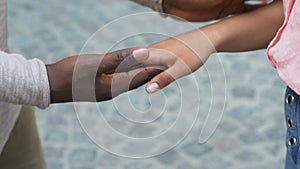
[131,0,270,21]
[46,48,165,103]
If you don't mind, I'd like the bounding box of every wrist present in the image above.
[46,63,72,103]
[175,29,216,65]
[46,64,58,103]
[199,25,222,53]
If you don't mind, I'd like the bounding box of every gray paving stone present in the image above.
[47,161,64,169]
[202,157,232,169]
[45,115,68,127]
[97,153,120,168]
[218,120,238,133]
[213,136,241,153]
[227,105,254,120]
[181,142,213,158]
[237,130,264,145]
[230,60,251,74]
[123,161,157,169]
[265,143,284,156]
[176,162,197,169]
[242,115,267,129]
[72,131,94,145]
[8,0,286,168]
[44,128,68,143]
[44,145,66,160]
[155,149,180,165]
[68,148,97,165]
[231,85,255,99]
[264,125,285,140]
[235,150,264,162]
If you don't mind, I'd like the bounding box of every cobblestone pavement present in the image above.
[8,0,287,169]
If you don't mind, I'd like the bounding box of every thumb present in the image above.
[146,71,175,94]
[98,47,149,74]
[146,61,193,93]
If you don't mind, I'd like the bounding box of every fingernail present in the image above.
[146,83,160,93]
[132,48,149,62]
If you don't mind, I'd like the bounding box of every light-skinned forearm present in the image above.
[143,1,284,92]
[201,0,284,52]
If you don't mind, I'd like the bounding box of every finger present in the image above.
[129,66,166,90]
[146,61,193,93]
[110,65,166,98]
[99,47,149,74]
[243,3,268,12]
[236,0,270,14]
[145,71,174,94]
[115,48,151,72]
[142,47,177,67]
[244,0,271,6]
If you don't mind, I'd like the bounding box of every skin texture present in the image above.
[46,48,165,103]
[47,1,283,100]
[130,0,268,21]
[163,0,269,21]
[143,0,284,93]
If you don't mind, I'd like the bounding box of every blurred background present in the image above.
[8,0,286,168]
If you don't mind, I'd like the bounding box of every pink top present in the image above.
[267,0,300,94]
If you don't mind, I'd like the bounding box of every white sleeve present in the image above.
[0,51,50,109]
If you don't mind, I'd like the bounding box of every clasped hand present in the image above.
[46,48,165,103]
